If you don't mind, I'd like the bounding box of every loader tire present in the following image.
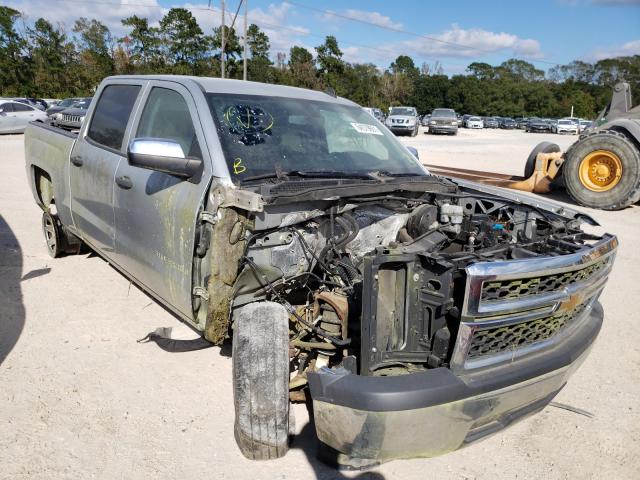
[232,301,290,460]
[564,130,640,210]
[524,141,561,178]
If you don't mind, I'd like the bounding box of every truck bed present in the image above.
[24,122,78,227]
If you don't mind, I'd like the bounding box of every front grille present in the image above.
[481,258,608,302]
[62,114,81,123]
[467,303,587,359]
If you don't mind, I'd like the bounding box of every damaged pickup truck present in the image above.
[25,75,617,467]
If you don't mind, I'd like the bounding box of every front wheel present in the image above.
[564,130,640,210]
[232,301,290,460]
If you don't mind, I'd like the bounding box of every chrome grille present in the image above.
[451,234,617,371]
[481,258,608,302]
[467,303,587,359]
[62,114,81,123]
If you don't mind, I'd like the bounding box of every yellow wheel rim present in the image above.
[578,150,623,192]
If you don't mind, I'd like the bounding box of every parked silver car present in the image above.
[0,99,48,134]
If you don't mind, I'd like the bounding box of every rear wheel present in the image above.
[564,130,640,210]
[232,301,290,460]
[42,212,63,258]
[41,211,83,258]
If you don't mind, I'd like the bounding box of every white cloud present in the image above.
[4,0,311,58]
[591,39,640,59]
[341,9,403,29]
[319,8,402,30]
[5,0,162,36]
[397,24,543,59]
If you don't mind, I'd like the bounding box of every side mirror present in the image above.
[127,138,202,179]
[406,146,419,159]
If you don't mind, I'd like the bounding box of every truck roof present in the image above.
[104,75,357,106]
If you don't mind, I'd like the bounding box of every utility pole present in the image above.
[221,0,226,79]
[243,0,248,81]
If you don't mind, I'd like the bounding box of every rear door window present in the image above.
[87,84,141,151]
[0,103,15,113]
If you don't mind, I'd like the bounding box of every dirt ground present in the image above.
[1,129,638,479]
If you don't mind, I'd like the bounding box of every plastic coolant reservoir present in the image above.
[440,204,464,224]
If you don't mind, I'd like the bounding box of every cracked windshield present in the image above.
[206,93,425,182]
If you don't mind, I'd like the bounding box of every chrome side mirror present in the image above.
[128,138,202,179]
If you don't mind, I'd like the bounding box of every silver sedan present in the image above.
[0,100,48,134]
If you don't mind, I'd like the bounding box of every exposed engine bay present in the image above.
[220,180,604,398]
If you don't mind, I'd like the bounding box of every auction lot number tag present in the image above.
[350,122,383,135]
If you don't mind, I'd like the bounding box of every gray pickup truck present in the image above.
[25,75,617,467]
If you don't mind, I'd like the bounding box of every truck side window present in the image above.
[87,84,141,151]
[136,87,202,159]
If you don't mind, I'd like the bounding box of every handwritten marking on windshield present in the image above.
[233,157,247,174]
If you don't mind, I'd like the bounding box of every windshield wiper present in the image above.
[240,170,376,183]
[375,170,429,178]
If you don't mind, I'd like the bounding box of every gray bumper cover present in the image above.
[308,302,603,466]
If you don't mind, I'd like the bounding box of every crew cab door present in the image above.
[69,82,142,253]
[113,82,211,318]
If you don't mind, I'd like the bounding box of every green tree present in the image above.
[287,46,317,89]
[0,6,30,95]
[121,15,162,71]
[315,36,343,75]
[28,19,70,96]
[246,23,269,60]
[159,8,210,74]
[73,17,115,89]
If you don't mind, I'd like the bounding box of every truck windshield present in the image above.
[389,107,415,116]
[206,93,425,183]
[432,109,455,118]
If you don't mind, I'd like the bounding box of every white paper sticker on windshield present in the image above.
[351,122,383,135]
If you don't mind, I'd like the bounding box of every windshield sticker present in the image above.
[233,157,247,174]
[350,122,383,135]
[223,104,274,146]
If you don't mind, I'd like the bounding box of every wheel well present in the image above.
[33,167,55,211]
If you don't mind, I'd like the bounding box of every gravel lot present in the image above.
[1,129,638,479]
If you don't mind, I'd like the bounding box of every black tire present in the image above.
[411,126,418,137]
[563,130,640,210]
[524,141,561,178]
[232,301,290,460]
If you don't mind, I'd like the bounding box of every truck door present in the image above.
[69,83,142,253]
[113,82,212,318]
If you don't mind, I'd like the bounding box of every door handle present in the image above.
[115,175,133,189]
[70,156,83,167]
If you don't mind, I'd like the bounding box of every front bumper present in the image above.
[308,302,602,467]
[388,125,416,134]
[429,125,457,133]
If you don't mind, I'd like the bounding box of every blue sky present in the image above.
[7,0,640,74]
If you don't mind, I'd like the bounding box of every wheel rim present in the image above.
[43,215,57,253]
[578,150,623,192]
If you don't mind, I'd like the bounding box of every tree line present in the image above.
[1,5,638,118]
